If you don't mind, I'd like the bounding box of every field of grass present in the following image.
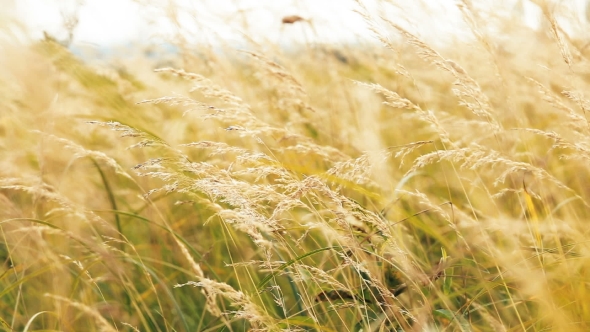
[2,0,590,331]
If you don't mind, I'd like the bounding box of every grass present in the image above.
[2,0,590,330]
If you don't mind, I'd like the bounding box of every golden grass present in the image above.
[2,0,590,331]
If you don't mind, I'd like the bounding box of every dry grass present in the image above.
[2,0,590,331]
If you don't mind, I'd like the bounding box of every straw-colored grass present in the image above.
[2,0,590,331]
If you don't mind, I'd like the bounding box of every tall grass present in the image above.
[2,0,590,330]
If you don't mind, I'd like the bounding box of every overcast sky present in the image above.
[9,0,590,47]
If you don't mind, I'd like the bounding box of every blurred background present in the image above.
[6,0,590,49]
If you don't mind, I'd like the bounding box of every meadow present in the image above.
[1,0,590,331]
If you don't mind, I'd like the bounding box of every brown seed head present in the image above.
[282,15,305,24]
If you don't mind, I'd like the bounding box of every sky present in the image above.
[8,0,590,48]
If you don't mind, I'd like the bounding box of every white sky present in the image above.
[8,0,590,47]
